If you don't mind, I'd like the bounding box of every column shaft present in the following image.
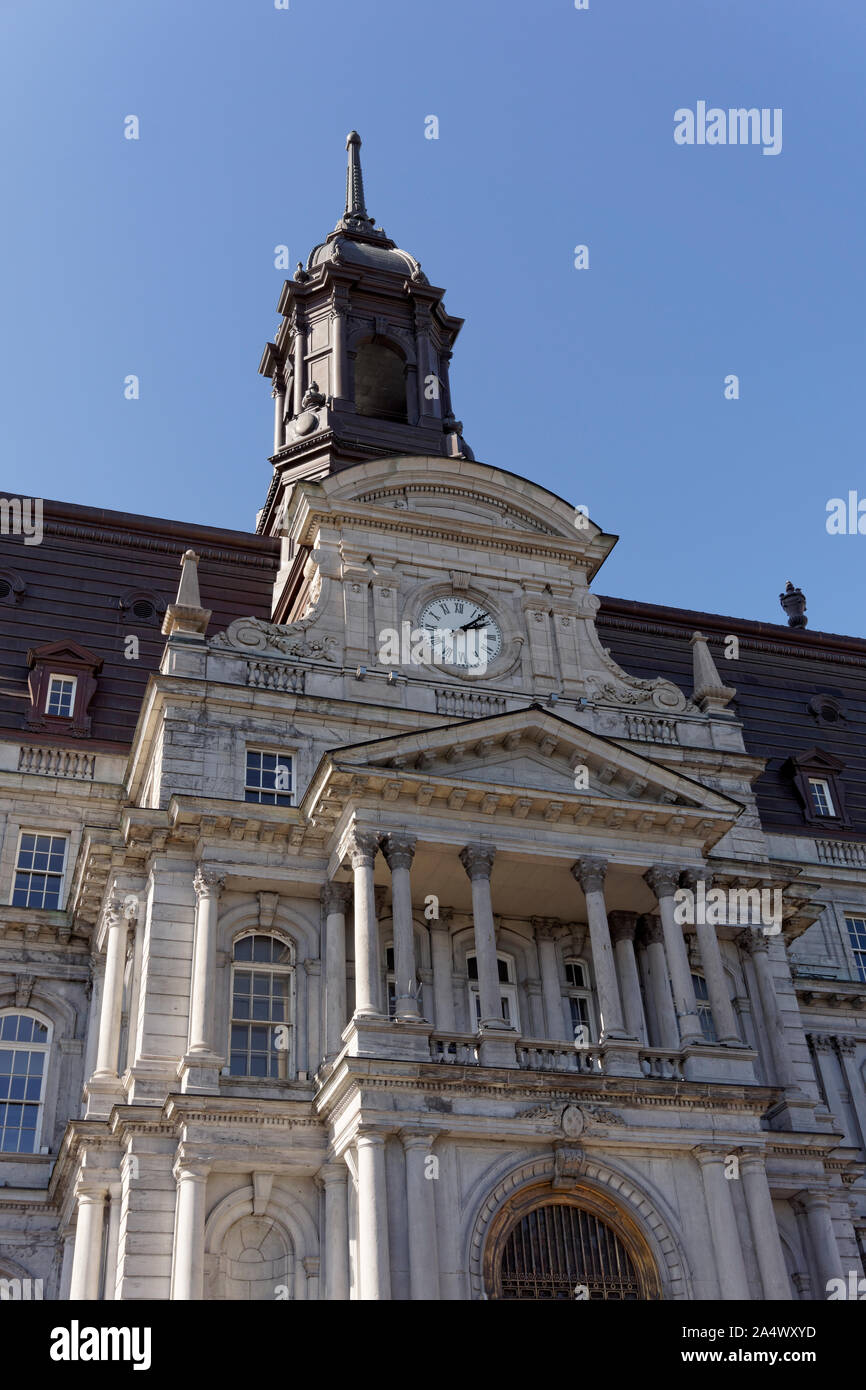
[694,917,740,1043]
[696,1152,751,1298]
[383,835,421,1021]
[188,868,225,1054]
[323,883,350,1057]
[646,868,702,1045]
[349,833,382,1018]
[740,1154,792,1299]
[534,921,568,1041]
[172,1162,209,1300]
[323,1163,350,1300]
[742,935,799,1088]
[460,846,504,1029]
[430,918,456,1032]
[609,913,647,1043]
[572,860,627,1039]
[402,1134,439,1300]
[94,910,129,1077]
[638,916,680,1049]
[800,1192,845,1291]
[69,1189,106,1300]
[356,1134,391,1300]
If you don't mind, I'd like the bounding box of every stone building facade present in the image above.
[0,134,864,1301]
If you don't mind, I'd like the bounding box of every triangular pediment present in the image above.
[330,705,740,816]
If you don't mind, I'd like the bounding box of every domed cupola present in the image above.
[257,132,472,535]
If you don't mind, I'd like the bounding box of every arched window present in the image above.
[0,1011,50,1153]
[495,1199,648,1300]
[229,934,294,1079]
[564,959,596,1045]
[354,342,407,422]
[691,972,716,1042]
[467,952,519,1030]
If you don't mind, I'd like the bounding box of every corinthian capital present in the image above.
[608,910,639,944]
[644,865,682,900]
[572,857,607,894]
[194,866,226,901]
[382,833,417,872]
[321,880,353,913]
[346,830,380,870]
[460,844,496,882]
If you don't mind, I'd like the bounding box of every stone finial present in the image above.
[689,632,736,713]
[779,580,807,628]
[161,549,212,641]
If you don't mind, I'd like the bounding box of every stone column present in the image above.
[809,1033,848,1135]
[430,910,456,1032]
[401,1131,439,1300]
[636,915,679,1049]
[796,1191,845,1292]
[356,1131,391,1300]
[272,366,286,452]
[348,831,383,1019]
[460,845,506,1029]
[322,882,351,1058]
[69,1185,107,1300]
[331,304,347,400]
[608,911,647,1044]
[739,1152,792,1299]
[292,316,307,416]
[738,932,799,1088]
[571,859,628,1039]
[645,867,703,1045]
[322,1162,350,1301]
[682,871,741,1044]
[382,833,421,1021]
[694,1148,751,1298]
[103,1183,122,1300]
[533,918,568,1041]
[172,1156,210,1300]
[92,900,130,1080]
[187,867,225,1054]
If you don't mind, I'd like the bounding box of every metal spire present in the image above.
[345,131,369,222]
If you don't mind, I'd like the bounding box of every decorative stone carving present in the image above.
[214,617,341,664]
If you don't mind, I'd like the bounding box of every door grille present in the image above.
[499,1203,641,1300]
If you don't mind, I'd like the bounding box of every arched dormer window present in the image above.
[229,934,294,1079]
[0,1011,50,1153]
[354,342,407,422]
[467,952,519,1030]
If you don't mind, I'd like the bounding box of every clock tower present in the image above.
[257,132,473,542]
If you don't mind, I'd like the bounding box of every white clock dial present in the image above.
[418,595,503,669]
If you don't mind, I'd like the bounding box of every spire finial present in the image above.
[345,130,369,222]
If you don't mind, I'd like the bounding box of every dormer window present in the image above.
[786,748,850,828]
[25,641,102,738]
[46,675,77,719]
[808,778,835,817]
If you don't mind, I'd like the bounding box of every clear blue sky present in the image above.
[1,0,864,635]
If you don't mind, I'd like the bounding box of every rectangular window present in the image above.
[0,1015,49,1154]
[12,833,68,910]
[845,917,866,983]
[45,675,76,718]
[244,750,294,807]
[808,778,835,817]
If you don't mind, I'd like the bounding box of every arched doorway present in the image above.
[484,1183,661,1301]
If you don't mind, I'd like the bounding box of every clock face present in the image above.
[418,595,503,670]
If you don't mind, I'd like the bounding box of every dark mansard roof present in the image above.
[1,495,864,841]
